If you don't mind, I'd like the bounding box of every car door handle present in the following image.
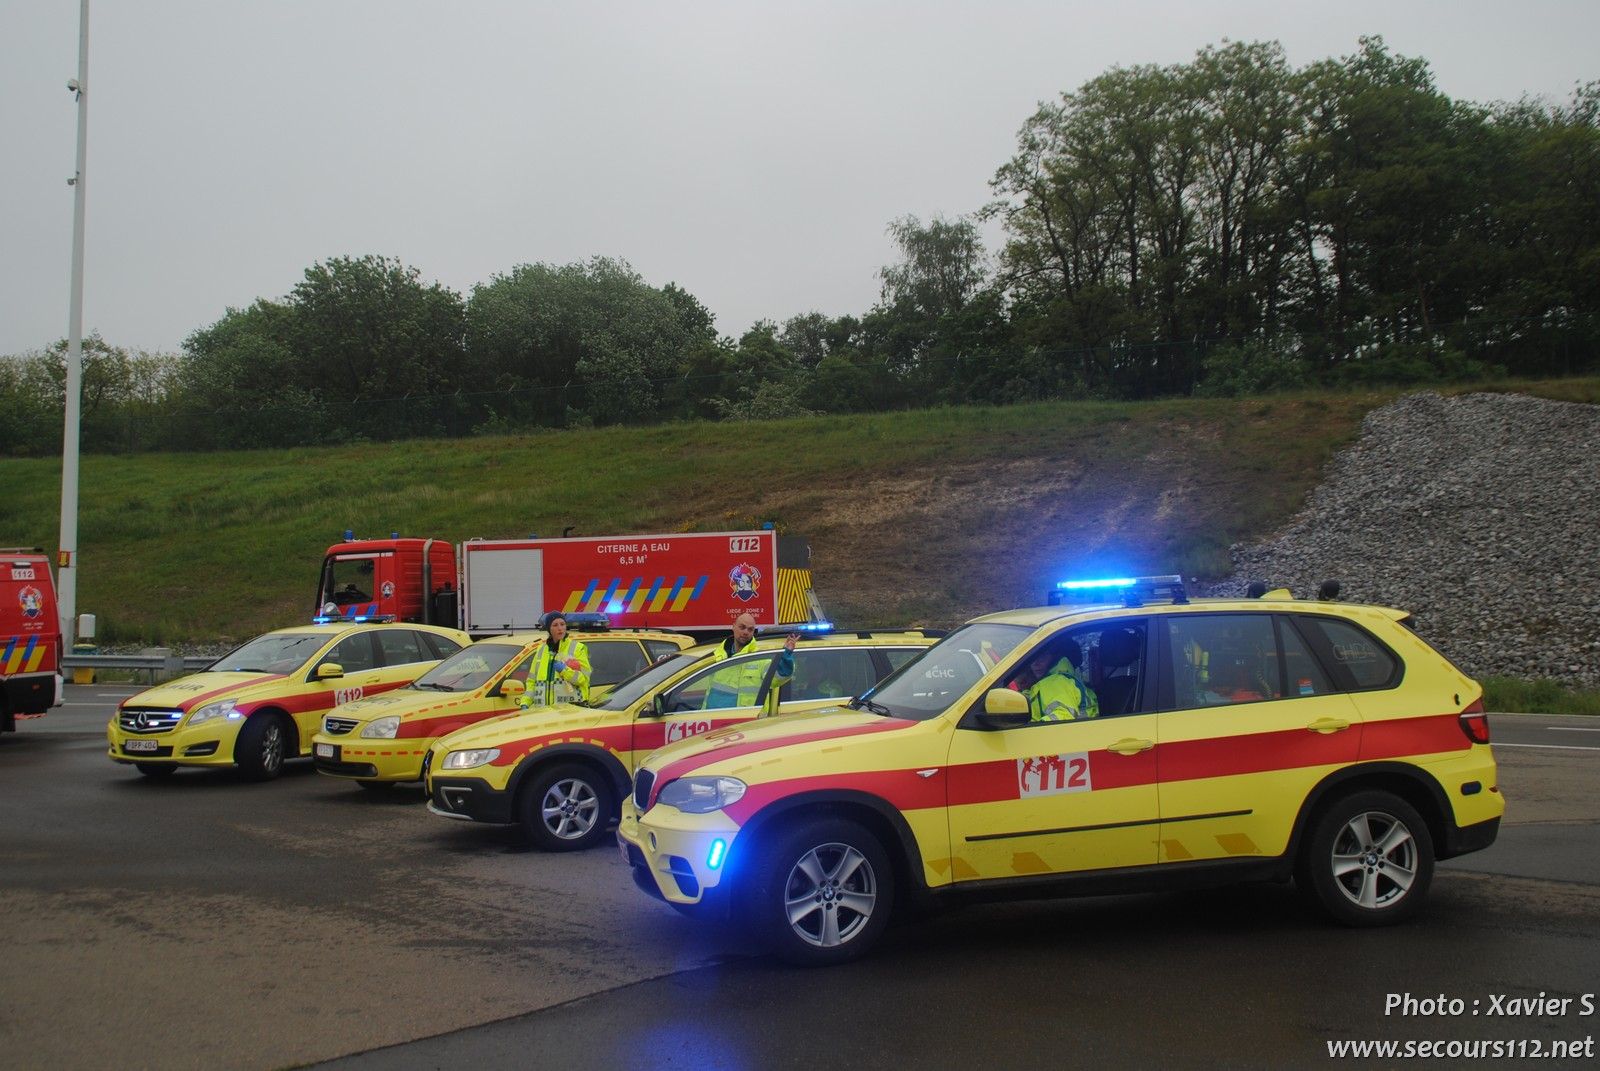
[1107,737,1154,755]
[1307,717,1350,734]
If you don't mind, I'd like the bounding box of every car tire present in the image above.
[1299,789,1434,927]
[235,713,290,782]
[518,763,612,852]
[134,762,178,779]
[748,817,893,966]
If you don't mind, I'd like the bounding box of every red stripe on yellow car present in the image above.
[177,676,283,711]
[679,711,1469,820]
[397,703,520,738]
[1359,712,1471,760]
[724,768,947,824]
[487,722,637,765]
[648,719,918,800]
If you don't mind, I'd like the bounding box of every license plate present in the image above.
[125,739,159,753]
[315,743,337,760]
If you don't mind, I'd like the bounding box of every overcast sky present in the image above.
[3,1,1597,358]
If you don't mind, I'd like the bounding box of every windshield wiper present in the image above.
[848,696,893,716]
[415,682,455,691]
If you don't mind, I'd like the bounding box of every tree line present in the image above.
[3,37,1595,455]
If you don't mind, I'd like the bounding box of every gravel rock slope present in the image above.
[1208,392,1600,688]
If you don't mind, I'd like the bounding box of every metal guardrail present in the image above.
[61,652,213,683]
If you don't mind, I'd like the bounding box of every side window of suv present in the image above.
[786,648,880,703]
[1164,614,1282,710]
[999,621,1148,722]
[663,654,778,713]
[1292,616,1401,691]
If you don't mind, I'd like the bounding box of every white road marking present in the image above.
[1492,742,1600,752]
[1547,726,1600,733]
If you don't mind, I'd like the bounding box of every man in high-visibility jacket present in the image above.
[703,613,797,716]
[522,611,592,706]
[1026,639,1098,722]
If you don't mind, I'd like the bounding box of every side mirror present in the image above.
[500,678,526,699]
[978,688,1029,729]
[316,663,344,680]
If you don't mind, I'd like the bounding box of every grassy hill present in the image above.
[4,379,1597,646]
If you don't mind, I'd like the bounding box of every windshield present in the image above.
[858,623,1031,721]
[591,652,708,711]
[411,642,524,693]
[210,632,328,675]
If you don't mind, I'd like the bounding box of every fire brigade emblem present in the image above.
[381,581,394,598]
[729,563,761,602]
[18,586,44,619]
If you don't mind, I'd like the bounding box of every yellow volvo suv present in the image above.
[425,630,938,850]
[620,578,1504,964]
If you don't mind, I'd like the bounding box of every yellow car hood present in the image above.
[122,671,291,713]
[432,702,604,751]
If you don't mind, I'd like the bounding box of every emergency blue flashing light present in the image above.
[1055,577,1137,591]
[707,839,727,870]
[343,529,355,541]
[390,531,399,540]
[794,621,833,632]
[312,615,337,624]
[563,612,611,631]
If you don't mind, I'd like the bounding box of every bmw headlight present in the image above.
[188,699,239,726]
[360,715,401,739]
[442,748,500,770]
[656,776,746,814]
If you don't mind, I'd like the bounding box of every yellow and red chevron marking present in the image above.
[562,576,708,615]
[2,635,50,674]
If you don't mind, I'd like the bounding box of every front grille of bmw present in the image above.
[322,716,359,736]
[633,767,656,812]
[118,707,184,733]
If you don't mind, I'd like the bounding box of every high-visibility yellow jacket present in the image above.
[1026,658,1098,721]
[703,637,793,717]
[525,637,591,705]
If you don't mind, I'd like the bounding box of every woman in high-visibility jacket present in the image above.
[523,611,591,706]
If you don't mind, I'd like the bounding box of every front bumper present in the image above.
[427,775,517,824]
[617,797,741,907]
[310,734,428,781]
[105,719,240,767]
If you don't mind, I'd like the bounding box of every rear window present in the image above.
[1290,616,1402,692]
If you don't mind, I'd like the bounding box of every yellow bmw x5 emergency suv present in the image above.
[310,629,694,789]
[106,622,470,781]
[620,578,1505,964]
[425,630,937,850]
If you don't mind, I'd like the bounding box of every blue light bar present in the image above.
[707,839,727,870]
[1056,577,1137,590]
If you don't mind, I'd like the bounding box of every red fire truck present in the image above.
[2,548,63,732]
[314,530,825,637]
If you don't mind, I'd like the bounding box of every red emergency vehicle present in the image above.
[2,548,63,732]
[315,530,825,637]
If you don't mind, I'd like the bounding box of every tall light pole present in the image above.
[58,0,90,646]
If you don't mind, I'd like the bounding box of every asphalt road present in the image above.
[2,688,1596,1070]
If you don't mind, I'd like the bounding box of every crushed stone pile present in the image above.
[1207,392,1600,688]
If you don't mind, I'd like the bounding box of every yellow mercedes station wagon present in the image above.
[106,622,470,781]
[620,578,1504,964]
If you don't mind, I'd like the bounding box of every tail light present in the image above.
[1459,697,1490,745]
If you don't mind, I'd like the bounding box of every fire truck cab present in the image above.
[1,548,64,732]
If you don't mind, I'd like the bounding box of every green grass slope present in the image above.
[4,380,1596,646]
